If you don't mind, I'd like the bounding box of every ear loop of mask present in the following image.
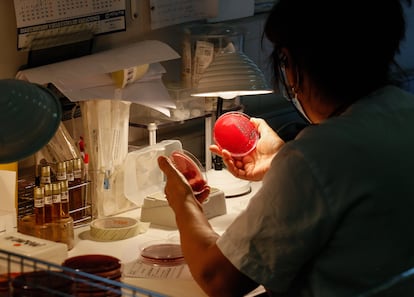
[278,54,312,123]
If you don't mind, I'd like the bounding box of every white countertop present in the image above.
[68,182,262,297]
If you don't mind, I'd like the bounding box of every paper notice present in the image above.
[13,0,126,50]
[123,260,192,279]
[149,0,218,30]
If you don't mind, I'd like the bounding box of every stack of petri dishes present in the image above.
[62,254,122,297]
[11,270,72,296]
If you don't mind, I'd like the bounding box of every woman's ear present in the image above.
[280,48,297,89]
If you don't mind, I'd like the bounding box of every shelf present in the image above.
[129,112,212,129]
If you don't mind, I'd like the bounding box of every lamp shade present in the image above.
[0,79,62,163]
[191,51,273,99]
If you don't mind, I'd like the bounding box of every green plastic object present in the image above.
[0,79,62,163]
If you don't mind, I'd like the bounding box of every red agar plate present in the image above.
[213,112,259,157]
[170,150,208,197]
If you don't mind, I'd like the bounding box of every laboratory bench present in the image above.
[66,181,263,297]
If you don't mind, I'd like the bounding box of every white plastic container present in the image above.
[123,140,182,207]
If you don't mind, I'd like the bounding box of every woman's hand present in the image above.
[210,117,285,181]
[157,156,210,207]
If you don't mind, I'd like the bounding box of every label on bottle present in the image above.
[44,195,53,205]
[52,194,61,203]
[67,172,74,182]
[56,171,67,181]
[40,176,51,184]
[34,197,44,208]
[74,169,82,180]
[61,191,69,203]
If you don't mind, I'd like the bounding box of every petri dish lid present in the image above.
[140,243,185,266]
[0,80,62,163]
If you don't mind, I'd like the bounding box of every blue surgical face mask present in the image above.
[291,96,311,123]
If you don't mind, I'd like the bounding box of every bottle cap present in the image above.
[52,182,61,193]
[60,180,68,191]
[41,165,50,176]
[33,186,44,198]
[44,183,52,195]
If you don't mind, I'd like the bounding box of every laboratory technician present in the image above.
[158,0,414,296]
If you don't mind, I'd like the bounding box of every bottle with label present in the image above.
[40,165,51,186]
[43,183,53,224]
[33,187,45,225]
[66,159,74,183]
[51,182,61,221]
[60,180,70,218]
[56,161,67,182]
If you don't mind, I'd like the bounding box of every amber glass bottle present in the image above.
[33,187,45,225]
[43,183,53,223]
[40,165,51,186]
[51,182,61,221]
[60,180,70,218]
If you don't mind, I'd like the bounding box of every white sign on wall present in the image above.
[13,0,126,50]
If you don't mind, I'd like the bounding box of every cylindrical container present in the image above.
[65,159,74,183]
[40,165,51,186]
[51,182,61,221]
[56,216,74,250]
[213,112,259,157]
[33,187,45,225]
[62,255,122,295]
[60,180,70,218]
[182,23,245,88]
[56,161,67,181]
[43,184,53,223]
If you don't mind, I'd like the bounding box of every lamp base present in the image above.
[206,168,251,197]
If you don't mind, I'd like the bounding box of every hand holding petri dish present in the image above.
[169,150,209,202]
[213,112,259,157]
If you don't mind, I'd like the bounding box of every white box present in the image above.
[140,188,227,228]
[0,210,16,235]
[0,232,68,274]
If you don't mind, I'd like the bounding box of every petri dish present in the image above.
[213,111,259,157]
[12,270,73,296]
[140,243,185,266]
[62,254,121,275]
[170,150,208,196]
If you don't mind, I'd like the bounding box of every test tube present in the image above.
[44,184,53,223]
[52,182,61,221]
[60,180,70,218]
[33,187,45,225]
[40,165,51,186]
[56,161,67,181]
[66,159,74,183]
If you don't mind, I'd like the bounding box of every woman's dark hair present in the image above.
[264,0,412,104]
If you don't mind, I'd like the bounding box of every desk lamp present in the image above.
[191,51,273,196]
[0,79,62,163]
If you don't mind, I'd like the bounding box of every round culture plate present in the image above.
[213,111,259,157]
